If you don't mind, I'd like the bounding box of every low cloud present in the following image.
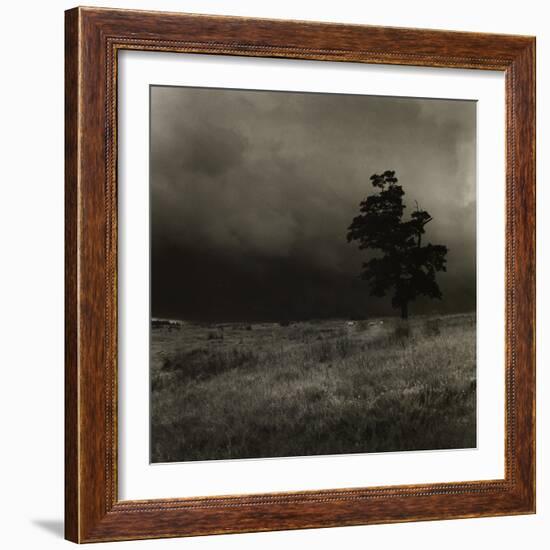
[151,86,476,321]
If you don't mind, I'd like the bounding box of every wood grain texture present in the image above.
[64,6,536,543]
[64,7,79,543]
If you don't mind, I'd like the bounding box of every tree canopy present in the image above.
[347,170,448,319]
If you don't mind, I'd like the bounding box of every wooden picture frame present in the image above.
[65,6,535,543]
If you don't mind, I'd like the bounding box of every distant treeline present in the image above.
[151,319,181,329]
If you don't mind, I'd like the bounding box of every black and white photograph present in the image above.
[149,85,477,463]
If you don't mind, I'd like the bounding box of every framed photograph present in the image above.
[65,7,535,543]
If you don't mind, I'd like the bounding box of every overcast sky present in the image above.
[150,85,476,321]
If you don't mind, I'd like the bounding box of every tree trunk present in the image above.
[400,301,409,320]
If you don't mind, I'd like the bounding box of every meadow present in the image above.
[150,313,476,462]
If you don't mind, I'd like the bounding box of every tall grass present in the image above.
[151,313,476,462]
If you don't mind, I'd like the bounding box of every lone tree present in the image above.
[347,170,448,319]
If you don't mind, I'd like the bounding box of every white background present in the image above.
[0,1,546,549]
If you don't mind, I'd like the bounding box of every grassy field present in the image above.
[150,313,476,462]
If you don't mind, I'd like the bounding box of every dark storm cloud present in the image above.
[150,85,476,321]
